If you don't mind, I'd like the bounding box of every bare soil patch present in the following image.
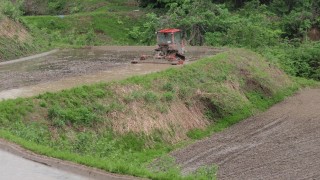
[173,88,320,180]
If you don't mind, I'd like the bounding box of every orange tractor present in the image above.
[132,28,186,65]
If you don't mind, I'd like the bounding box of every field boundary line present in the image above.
[0,49,59,65]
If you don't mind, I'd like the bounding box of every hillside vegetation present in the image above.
[133,0,320,80]
[0,0,319,179]
[22,0,138,15]
[0,0,143,61]
[0,49,312,179]
[1,0,319,80]
[21,0,144,47]
[0,16,34,61]
[0,1,45,61]
[16,0,320,80]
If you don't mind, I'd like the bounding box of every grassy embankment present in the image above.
[0,0,143,61]
[0,49,315,179]
[0,15,44,61]
[22,1,144,47]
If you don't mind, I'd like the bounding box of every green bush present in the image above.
[162,82,174,92]
[48,106,99,126]
[288,42,320,80]
[0,0,23,21]
[144,91,158,103]
[162,92,174,102]
[263,42,320,80]
[48,0,66,14]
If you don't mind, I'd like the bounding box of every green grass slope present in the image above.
[0,15,46,61]
[22,1,144,47]
[23,0,138,15]
[0,0,143,61]
[0,49,314,179]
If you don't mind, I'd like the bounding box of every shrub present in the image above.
[144,91,158,103]
[48,106,99,126]
[162,92,174,102]
[162,82,174,92]
[48,0,66,14]
[289,42,320,80]
[0,0,24,21]
[263,41,320,80]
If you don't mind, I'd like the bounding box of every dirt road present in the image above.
[173,88,320,180]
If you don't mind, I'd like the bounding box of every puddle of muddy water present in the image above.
[0,46,221,100]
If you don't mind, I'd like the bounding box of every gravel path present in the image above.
[173,88,320,180]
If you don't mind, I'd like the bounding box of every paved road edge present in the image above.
[0,138,139,180]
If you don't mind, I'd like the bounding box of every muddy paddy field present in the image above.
[0,46,220,99]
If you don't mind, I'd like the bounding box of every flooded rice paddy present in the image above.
[0,46,220,100]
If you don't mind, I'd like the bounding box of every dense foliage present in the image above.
[133,0,320,80]
[21,0,132,15]
[0,0,24,21]
[136,0,319,44]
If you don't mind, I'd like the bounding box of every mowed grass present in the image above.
[0,49,316,179]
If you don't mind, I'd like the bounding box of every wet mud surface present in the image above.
[173,88,320,180]
[0,46,220,99]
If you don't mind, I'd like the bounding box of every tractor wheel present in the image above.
[178,60,184,65]
[131,60,139,64]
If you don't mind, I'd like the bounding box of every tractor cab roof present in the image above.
[158,28,181,33]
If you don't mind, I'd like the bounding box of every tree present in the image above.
[163,0,218,45]
[0,0,24,21]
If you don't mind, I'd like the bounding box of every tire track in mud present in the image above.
[173,88,320,180]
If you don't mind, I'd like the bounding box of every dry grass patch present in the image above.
[0,17,30,41]
[113,100,209,143]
